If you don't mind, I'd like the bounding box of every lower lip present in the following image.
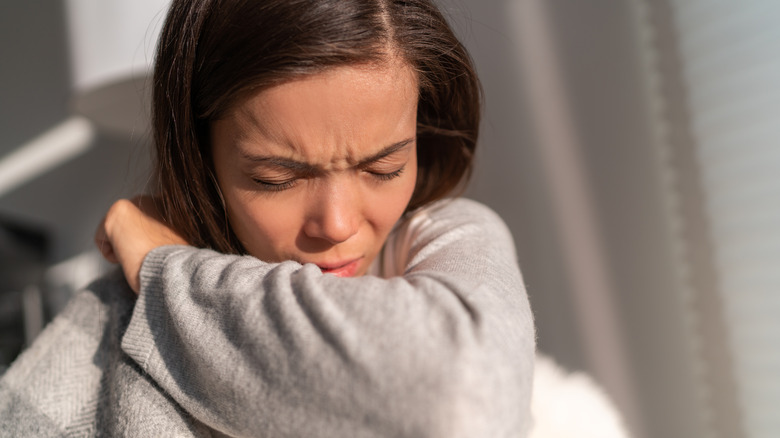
[319,259,362,277]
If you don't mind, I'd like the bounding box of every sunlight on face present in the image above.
[210,59,419,277]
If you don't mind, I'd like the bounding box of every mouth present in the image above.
[317,258,363,278]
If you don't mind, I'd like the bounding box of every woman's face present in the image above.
[210,60,419,277]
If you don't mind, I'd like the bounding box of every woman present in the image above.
[0,0,535,436]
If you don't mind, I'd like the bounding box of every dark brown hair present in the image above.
[152,0,482,253]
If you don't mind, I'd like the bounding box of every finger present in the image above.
[96,235,118,263]
[94,216,119,263]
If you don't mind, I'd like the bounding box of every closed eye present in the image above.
[367,165,405,181]
[252,178,297,192]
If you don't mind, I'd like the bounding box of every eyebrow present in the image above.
[239,138,415,172]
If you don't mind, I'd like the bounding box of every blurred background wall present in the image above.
[0,1,156,369]
[2,1,779,438]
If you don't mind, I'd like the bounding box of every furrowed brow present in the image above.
[238,138,415,171]
[358,138,415,166]
[239,153,318,173]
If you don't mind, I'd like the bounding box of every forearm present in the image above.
[121,200,535,437]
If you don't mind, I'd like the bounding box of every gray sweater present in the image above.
[0,198,535,437]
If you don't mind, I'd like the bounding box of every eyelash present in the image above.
[252,165,405,192]
[252,179,297,192]
[368,165,405,181]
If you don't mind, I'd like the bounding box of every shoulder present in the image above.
[378,197,519,277]
[0,269,205,435]
[11,269,136,356]
[399,197,516,254]
[0,270,122,425]
[408,197,506,225]
[83,268,136,306]
[398,197,511,240]
[65,269,137,330]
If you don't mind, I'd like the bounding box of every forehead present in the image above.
[217,60,419,162]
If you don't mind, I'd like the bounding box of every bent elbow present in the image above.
[398,351,530,438]
[366,330,531,438]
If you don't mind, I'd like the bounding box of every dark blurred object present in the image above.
[0,217,48,370]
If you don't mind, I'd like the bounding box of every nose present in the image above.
[303,182,360,244]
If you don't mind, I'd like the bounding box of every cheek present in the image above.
[399,152,419,209]
[371,160,418,232]
[226,194,302,260]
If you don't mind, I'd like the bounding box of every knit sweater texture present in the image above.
[0,198,535,437]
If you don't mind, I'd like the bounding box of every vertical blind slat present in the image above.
[670,1,780,437]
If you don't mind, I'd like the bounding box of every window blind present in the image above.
[669,1,780,437]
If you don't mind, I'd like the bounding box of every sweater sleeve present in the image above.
[121,198,535,438]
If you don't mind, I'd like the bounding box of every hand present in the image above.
[95,196,188,293]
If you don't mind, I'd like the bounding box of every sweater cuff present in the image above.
[121,245,191,371]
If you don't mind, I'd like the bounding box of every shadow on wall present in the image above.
[0,2,151,368]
